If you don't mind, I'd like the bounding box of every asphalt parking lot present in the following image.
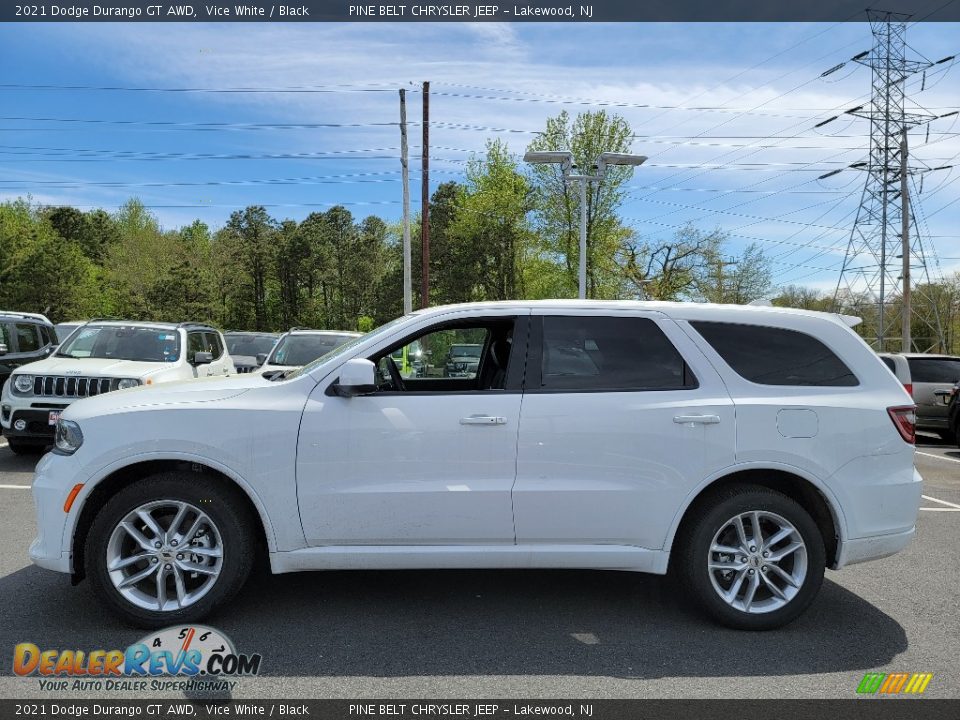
[0,434,958,700]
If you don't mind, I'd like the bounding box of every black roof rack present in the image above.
[177,321,217,329]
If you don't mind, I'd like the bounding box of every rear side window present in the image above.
[691,321,858,387]
[540,316,695,391]
[14,323,40,353]
[881,357,895,372]
[907,357,960,384]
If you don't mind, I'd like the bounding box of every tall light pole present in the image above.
[524,150,646,299]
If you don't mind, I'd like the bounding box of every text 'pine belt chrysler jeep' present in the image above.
[28,301,920,630]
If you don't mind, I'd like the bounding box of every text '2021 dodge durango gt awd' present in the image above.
[29,301,921,630]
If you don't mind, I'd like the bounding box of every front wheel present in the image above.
[85,472,254,628]
[676,485,826,630]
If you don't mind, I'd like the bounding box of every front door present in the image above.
[296,315,527,546]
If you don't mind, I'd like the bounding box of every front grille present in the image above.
[33,375,113,398]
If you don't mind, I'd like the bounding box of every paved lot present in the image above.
[0,433,957,699]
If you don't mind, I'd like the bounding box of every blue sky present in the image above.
[0,21,957,292]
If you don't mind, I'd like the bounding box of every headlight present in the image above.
[13,375,34,394]
[116,378,141,390]
[54,419,83,455]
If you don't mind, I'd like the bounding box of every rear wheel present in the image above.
[676,484,826,630]
[85,472,254,628]
[937,430,953,443]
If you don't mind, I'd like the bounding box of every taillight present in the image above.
[904,383,913,397]
[888,405,916,444]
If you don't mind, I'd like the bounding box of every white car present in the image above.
[2,321,234,454]
[29,301,920,630]
[258,328,362,375]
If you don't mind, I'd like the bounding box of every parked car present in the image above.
[443,343,483,378]
[54,321,86,344]
[30,301,920,630]
[0,311,57,395]
[1,320,234,454]
[224,331,279,374]
[259,328,362,375]
[878,352,912,397]
[880,352,960,440]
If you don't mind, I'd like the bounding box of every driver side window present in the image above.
[373,320,517,393]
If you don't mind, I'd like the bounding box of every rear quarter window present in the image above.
[691,321,858,387]
[907,357,960,384]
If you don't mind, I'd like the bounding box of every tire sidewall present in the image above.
[85,473,252,628]
[683,488,826,630]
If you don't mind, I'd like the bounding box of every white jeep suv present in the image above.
[29,301,920,630]
[2,321,234,454]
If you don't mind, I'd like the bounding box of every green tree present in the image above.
[220,206,277,330]
[526,110,636,298]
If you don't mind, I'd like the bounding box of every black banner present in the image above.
[3,700,960,720]
[3,0,960,23]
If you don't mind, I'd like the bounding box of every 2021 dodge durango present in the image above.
[29,301,921,630]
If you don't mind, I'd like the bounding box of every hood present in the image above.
[62,372,276,420]
[13,356,177,378]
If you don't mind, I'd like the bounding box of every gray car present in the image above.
[882,352,960,439]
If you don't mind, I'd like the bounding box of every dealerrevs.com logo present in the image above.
[13,625,261,693]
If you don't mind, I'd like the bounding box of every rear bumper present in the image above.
[835,526,915,568]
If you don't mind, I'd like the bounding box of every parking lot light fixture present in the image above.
[525,150,645,299]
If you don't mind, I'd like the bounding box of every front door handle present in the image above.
[460,415,507,426]
[673,414,721,425]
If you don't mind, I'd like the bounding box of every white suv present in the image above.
[2,321,234,454]
[29,301,920,630]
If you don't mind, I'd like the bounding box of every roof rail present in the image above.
[0,311,53,324]
[176,321,216,329]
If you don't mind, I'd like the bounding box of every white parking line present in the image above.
[0,484,30,490]
[920,507,960,512]
[922,494,960,510]
[917,450,960,464]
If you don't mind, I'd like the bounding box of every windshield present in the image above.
[284,316,409,380]
[268,333,359,368]
[58,325,181,363]
[450,344,482,357]
[226,334,277,357]
[54,323,81,343]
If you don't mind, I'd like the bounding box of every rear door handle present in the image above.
[673,414,721,425]
[460,415,507,426]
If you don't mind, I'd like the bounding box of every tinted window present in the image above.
[692,321,857,387]
[14,324,40,353]
[907,357,960,384]
[226,333,276,356]
[0,323,10,350]
[187,332,208,362]
[205,332,224,360]
[270,333,358,367]
[540,316,693,391]
[881,357,895,372]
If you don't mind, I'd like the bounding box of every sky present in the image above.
[0,20,958,294]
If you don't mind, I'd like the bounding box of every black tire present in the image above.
[6,438,45,456]
[85,472,255,628]
[675,484,826,631]
[937,430,953,443]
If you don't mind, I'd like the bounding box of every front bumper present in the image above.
[29,453,78,575]
[2,407,61,441]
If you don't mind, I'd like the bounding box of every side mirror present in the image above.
[0,343,7,356]
[256,352,268,366]
[332,358,377,397]
[193,351,214,366]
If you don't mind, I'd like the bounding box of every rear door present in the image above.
[513,311,736,551]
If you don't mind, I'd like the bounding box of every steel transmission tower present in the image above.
[833,10,944,352]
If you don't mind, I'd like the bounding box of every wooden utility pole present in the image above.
[399,89,412,315]
[420,80,430,309]
[900,129,911,353]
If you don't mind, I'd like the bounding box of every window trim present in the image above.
[526,315,699,394]
[357,315,530,396]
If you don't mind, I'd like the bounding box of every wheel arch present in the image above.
[665,465,845,569]
[70,456,274,583]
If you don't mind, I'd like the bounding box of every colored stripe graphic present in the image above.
[858,672,932,695]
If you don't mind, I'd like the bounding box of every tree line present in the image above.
[3,108,956,352]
